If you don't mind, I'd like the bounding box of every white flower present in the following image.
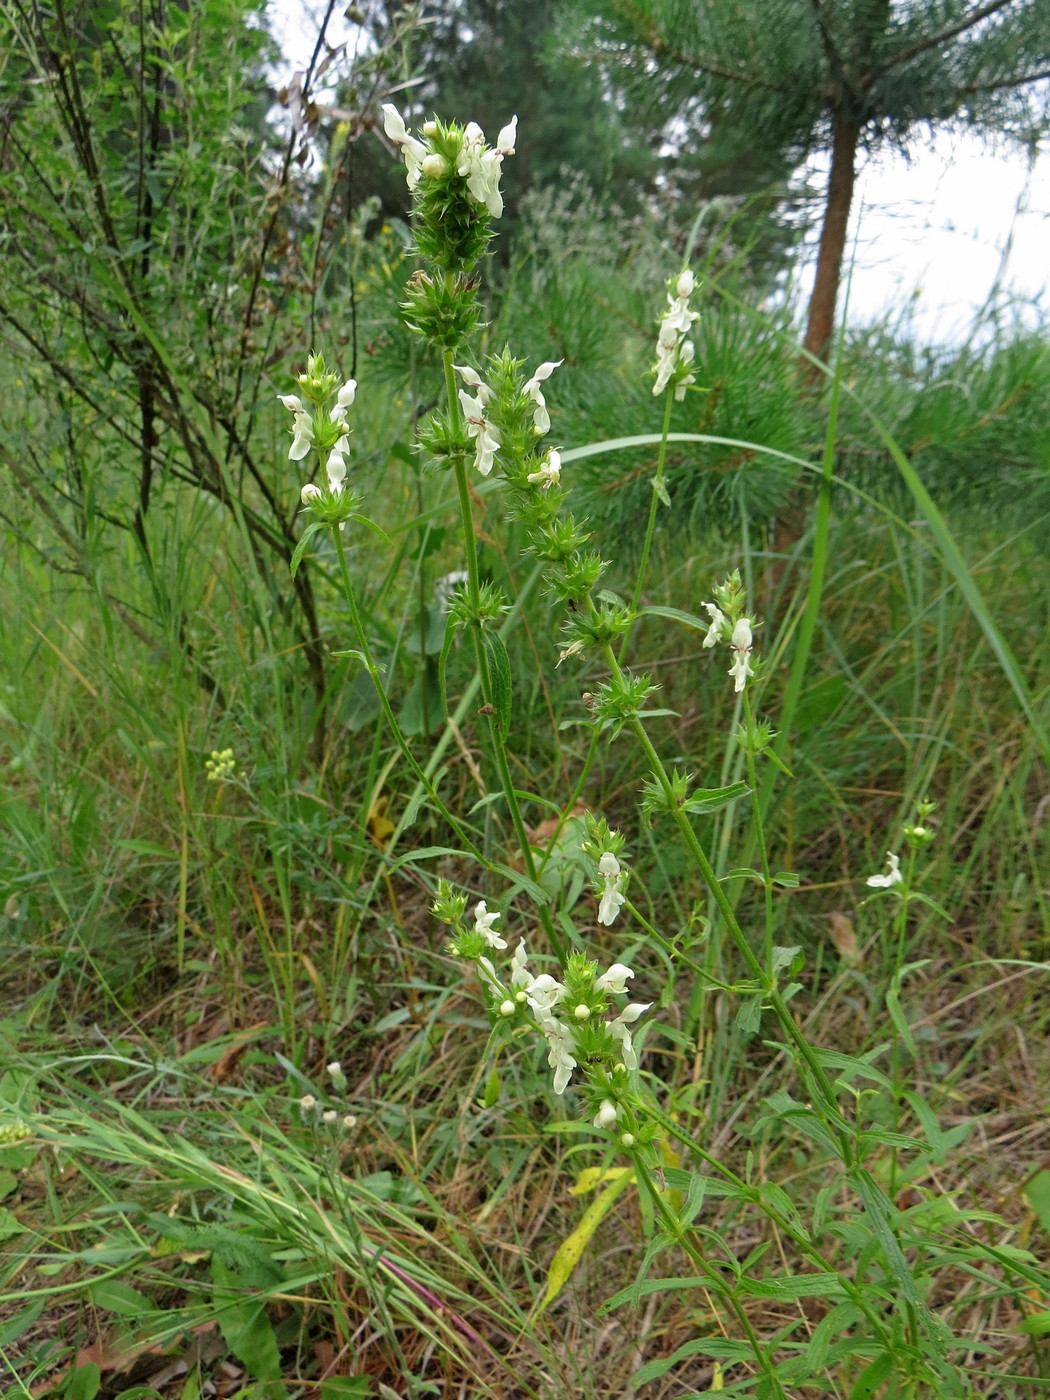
[336,378,356,409]
[278,393,304,413]
[381,103,411,145]
[473,900,506,949]
[457,121,485,177]
[301,482,321,505]
[496,115,517,154]
[322,1109,338,1124]
[701,602,724,648]
[526,973,565,1014]
[728,650,754,693]
[523,359,562,435]
[608,1002,651,1071]
[866,852,903,888]
[509,939,531,998]
[288,409,314,461]
[593,1099,619,1131]
[597,851,627,927]
[541,1017,577,1095]
[452,363,493,404]
[382,104,426,189]
[526,447,561,489]
[557,639,584,666]
[595,962,634,995]
[476,954,504,997]
[651,268,699,396]
[728,615,755,693]
[343,1114,358,1129]
[674,339,696,400]
[453,116,516,217]
[459,389,500,476]
[598,881,627,926]
[662,295,698,338]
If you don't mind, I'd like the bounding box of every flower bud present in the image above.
[499,999,516,1017]
[620,1132,635,1148]
[574,1003,591,1020]
[421,153,448,179]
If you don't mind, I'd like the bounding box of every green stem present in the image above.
[595,631,853,1163]
[331,527,484,862]
[742,688,776,975]
[442,348,565,962]
[630,1153,786,1398]
[619,387,675,664]
[536,729,600,879]
[642,1102,892,1347]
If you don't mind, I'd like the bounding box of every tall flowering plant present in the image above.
[276,103,996,1400]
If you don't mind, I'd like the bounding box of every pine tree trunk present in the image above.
[802,107,861,373]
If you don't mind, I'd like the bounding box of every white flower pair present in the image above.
[701,604,755,694]
[652,268,699,399]
[381,105,516,218]
[278,379,357,502]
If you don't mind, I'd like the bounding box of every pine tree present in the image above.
[566,0,1050,365]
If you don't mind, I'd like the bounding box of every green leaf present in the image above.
[773,871,800,888]
[0,1299,43,1348]
[812,1186,834,1237]
[848,1351,894,1400]
[683,781,750,815]
[633,1337,753,1385]
[1024,1170,1050,1237]
[849,1170,924,1318]
[740,1271,846,1300]
[539,1169,635,1312]
[907,889,955,922]
[815,1048,892,1089]
[482,1064,501,1108]
[636,604,716,632]
[884,983,915,1057]
[722,866,764,884]
[321,1380,373,1399]
[290,520,325,578]
[349,513,392,544]
[805,1302,862,1371]
[485,633,513,731]
[0,1207,24,1242]
[652,477,671,507]
[211,1255,283,1383]
[771,945,801,977]
[68,1364,101,1400]
[736,995,763,1036]
[88,1278,153,1317]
